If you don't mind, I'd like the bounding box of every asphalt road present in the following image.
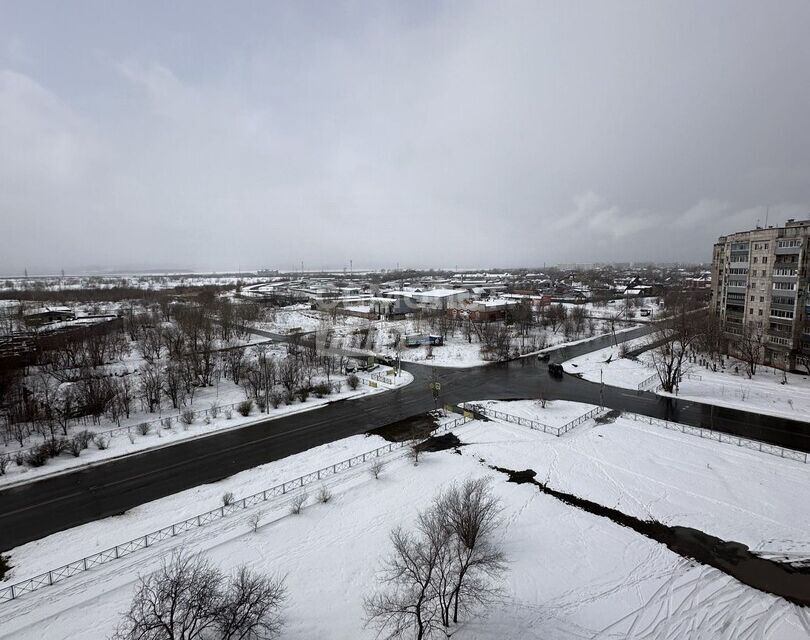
[2,329,809,551]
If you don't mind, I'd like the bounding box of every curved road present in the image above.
[1,330,809,551]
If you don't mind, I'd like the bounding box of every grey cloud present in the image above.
[1,1,810,273]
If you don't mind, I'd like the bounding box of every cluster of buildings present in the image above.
[241,265,703,324]
[711,218,810,369]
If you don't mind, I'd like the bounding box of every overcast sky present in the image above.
[2,1,810,274]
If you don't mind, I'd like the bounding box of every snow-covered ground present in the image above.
[3,401,809,639]
[561,296,664,320]
[562,339,654,389]
[0,370,412,489]
[563,343,810,422]
[251,306,644,368]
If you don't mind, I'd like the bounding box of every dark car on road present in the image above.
[548,362,564,378]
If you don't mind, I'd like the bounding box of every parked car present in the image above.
[344,361,358,374]
[537,352,550,361]
[548,362,564,378]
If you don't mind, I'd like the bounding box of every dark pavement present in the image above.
[2,330,809,551]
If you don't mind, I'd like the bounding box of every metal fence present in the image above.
[474,405,606,437]
[367,369,398,384]
[637,373,662,392]
[0,413,473,605]
[474,407,556,435]
[556,406,607,435]
[623,411,808,464]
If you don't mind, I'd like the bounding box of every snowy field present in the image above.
[564,343,810,422]
[0,370,412,489]
[3,401,809,639]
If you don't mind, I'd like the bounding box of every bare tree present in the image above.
[648,309,702,393]
[365,480,508,638]
[113,551,286,640]
[364,517,449,640]
[217,565,286,640]
[370,458,386,480]
[436,478,506,624]
[734,321,766,378]
[139,363,165,413]
[248,512,262,533]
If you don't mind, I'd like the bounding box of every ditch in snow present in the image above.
[490,466,810,607]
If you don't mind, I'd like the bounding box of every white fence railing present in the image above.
[623,411,808,464]
[0,413,473,605]
[637,373,662,392]
[473,405,606,437]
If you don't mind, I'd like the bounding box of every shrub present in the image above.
[181,409,195,425]
[95,435,109,450]
[256,396,267,412]
[13,451,24,466]
[248,512,262,533]
[222,491,235,506]
[332,381,342,394]
[312,382,332,398]
[25,444,50,467]
[0,454,10,475]
[209,402,221,419]
[317,485,332,503]
[296,387,310,403]
[284,390,295,405]
[67,437,83,457]
[162,417,173,429]
[238,400,253,417]
[224,408,233,419]
[137,422,151,436]
[290,491,307,515]
[43,438,69,458]
[347,374,360,390]
[203,415,211,425]
[74,430,94,449]
[270,390,283,409]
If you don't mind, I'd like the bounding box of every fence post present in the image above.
[48,571,53,586]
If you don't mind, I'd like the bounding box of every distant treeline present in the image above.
[0,285,230,304]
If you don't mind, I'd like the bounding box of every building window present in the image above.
[758,309,763,316]
[777,239,801,248]
[762,256,768,264]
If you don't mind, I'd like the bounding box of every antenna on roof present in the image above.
[765,206,770,228]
